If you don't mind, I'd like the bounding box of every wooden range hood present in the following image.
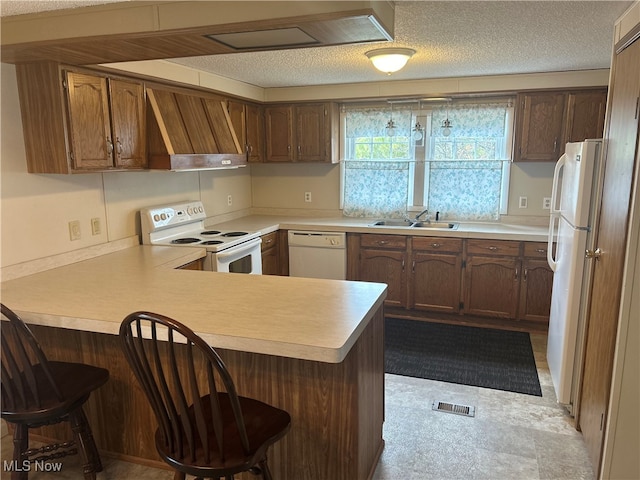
[146,87,247,171]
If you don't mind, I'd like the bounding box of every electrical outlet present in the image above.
[543,197,552,210]
[68,220,81,241]
[304,192,312,203]
[227,195,233,206]
[91,217,101,236]
[519,196,528,209]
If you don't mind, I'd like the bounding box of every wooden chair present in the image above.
[0,304,109,480]
[119,311,291,480]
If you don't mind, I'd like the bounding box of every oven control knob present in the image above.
[160,213,167,221]
[187,207,192,215]
[198,206,204,213]
[153,214,160,222]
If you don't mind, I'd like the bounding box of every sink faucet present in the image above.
[414,208,431,223]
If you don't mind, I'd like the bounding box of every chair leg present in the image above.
[259,457,272,480]
[173,471,186,480]
[68,407,102,480]
[11,423,28,480]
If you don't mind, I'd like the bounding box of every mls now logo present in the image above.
[3,460,63,473]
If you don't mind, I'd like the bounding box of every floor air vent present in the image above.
[432,401,476,417]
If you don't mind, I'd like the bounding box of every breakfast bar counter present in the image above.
[0,246,387,479]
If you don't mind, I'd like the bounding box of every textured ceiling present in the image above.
[1,1,633,88]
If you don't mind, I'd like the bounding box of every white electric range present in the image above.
[140,201,262,274]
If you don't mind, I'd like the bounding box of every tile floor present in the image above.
[1,334,594,480]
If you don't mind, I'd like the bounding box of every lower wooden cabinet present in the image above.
[357,235,408,308]
[261,230,289,276]
[518,242,554,322]
[411,237,463,314]
[349,233,553,330]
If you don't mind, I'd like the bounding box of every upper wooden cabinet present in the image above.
[264,103,339,163]
[228,100,264,163]
[564,90,607,144]
[16,63,146,173]
[513,88,607,162]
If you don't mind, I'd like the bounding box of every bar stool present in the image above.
[0,304,109,480]
[119,311,291,480]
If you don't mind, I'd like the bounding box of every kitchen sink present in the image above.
[411,221,459,230]
[370,219,414,227]
[370,219,459,230]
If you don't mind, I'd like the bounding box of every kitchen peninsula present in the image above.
[0,245,387,480]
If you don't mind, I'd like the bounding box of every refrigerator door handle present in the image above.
[550,153,566,215]
[548,213,559,271]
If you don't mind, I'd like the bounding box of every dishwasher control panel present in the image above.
[287,231,346,248]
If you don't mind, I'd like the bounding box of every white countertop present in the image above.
[207,215,550,242]
[0,246,386,364]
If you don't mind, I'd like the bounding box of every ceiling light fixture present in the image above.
[365,48,416,74]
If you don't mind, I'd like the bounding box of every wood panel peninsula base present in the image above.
[24,307,384,480]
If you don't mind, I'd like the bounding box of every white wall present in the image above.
[0,64,252,269]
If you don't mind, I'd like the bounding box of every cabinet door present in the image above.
[464,256,520,318]
[515,92,566,162]
[245,103,264,163]
[66,71,113,170]
[359,248,407,308]
[412,252,462,313]
[109,78,146,169]
[296,104,326,162]
[265,106,294,162]
[261,232,279,275]
[518,258,553,323]
[565,90,607,144]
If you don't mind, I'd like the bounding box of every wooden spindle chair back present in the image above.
[119,311,253,466]
[1,303,64,412]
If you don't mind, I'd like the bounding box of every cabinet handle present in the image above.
[487,246,498,251]
[297,145,301,154]
[287,145,291,152]
[378,241,388,246]
[431,243,441,248]
[515,268,519,280]
[246,144,252,154]
[116,138,122,154]
[106,137,113,155]
[553,138,558,152]
[412,260,416,273]
[523,268,528,281]
[536,248,546,254]
[401,259,405,271]
[264,238,273,245]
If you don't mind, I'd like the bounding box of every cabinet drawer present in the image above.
[261,231,278,251]
[360,234,407,249]
[467,239,520,256]
[412,236,463,253]
[524,242,550,258]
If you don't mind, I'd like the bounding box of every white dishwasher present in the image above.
[288,231,347,280]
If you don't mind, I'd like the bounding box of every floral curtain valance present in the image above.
[344,105,414,139]
[431,103,510,138]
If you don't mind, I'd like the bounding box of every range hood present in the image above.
[146,87,247,171]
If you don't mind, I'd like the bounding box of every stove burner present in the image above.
[221,231,248,237]
[201,230,221,236]
[171,238,201,244]
[201,240,224,245]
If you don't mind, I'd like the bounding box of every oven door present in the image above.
[205,237,262,274]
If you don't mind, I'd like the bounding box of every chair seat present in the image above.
[1,361,109,423]
[157,393,291,477]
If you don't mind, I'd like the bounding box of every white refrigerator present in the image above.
[546,139,604,412]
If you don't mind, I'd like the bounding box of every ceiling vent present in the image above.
[205,27,320,50]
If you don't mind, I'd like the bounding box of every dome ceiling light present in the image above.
[365,48,416,74]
